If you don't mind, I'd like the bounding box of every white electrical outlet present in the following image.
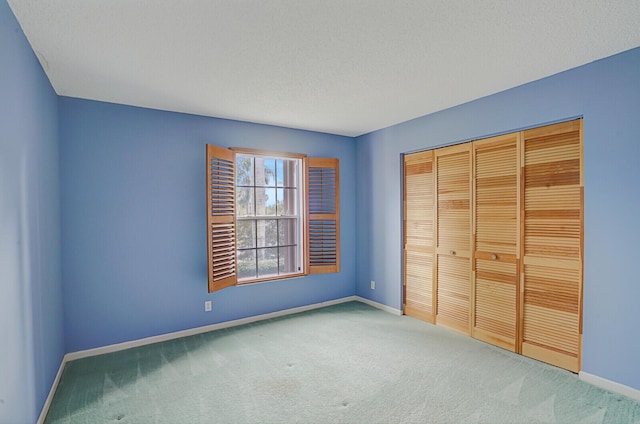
[204,300,212,312]
[370,280,375,290]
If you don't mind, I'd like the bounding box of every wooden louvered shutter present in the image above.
[403,150,435,323]
[472,133,520,352]
[435,143,472,335]
[306,158,340,274]
[206,145,237,293]
[521,119,583,372]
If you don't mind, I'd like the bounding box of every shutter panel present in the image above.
[435,143,472,335]
[403,150,435,323]
[521,119,583,372]
[306,158,340,274]
[472,134,519,352]
[206,145,237,292]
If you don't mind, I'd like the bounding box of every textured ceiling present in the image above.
[8,1,640,136]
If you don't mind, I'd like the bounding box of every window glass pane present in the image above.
[278,246,298,274]
[255,157,276,186]
[236,220,256,249]
[236,155,254,186]
[276,159,284,187]
[255,187,276,216]
[256,220,277,247]
[237,249,257,280]
[276,188,297,216]
[257,247,278,277]
[235,155,302,283]
[278,218,297,246]
[236,187,254,217]
[264,158,276,186]
[281,159,298,188]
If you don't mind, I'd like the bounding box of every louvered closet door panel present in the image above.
[521,119,583,372]
[475,259,517,349]
[403,151,435,322]
[437,254,471,329]
[435,143,471,335]
[472,134,519,351]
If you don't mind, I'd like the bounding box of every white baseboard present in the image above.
[355,296,403,316]
[64,295,399,363]
[579,371,640,402]
[37,357,66,424]
[39,295,402,421]
[65,296,357,361]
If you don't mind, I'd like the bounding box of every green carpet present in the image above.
[45,302,640,423]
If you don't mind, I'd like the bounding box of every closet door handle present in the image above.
[491,254,498,260]
[450,250,456,256]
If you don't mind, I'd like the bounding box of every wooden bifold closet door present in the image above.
[402,119,583,373]
[520,120,583,372]
[435,143,472,335]
[472,133,520,352]
[403,151,435,322]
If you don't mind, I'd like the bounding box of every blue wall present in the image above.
[0,1,64,422]
[3,0,639,413]
[58,98,357,352]
[355,47,640,391]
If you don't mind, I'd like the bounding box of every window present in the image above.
[206,145,340,293]
[235,154,303,281]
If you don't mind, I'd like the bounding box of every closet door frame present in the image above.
[400,118,583,373]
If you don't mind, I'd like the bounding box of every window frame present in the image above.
[232,148,306,284]
[206,145,340,293]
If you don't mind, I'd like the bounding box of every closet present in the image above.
[403,119,583,372]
